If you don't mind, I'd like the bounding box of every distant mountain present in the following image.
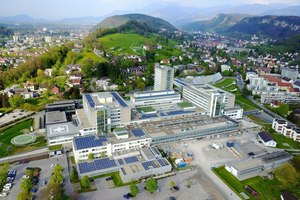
[0,14,49,24]
[59,16,105,24]
[228,15,300,38]
[181,14,249,32]
[262,6,300,17]
[94,14,177,33]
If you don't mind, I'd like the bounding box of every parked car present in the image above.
[42,180,47,186]
[4,183,12,188]
[31,188,38,193]
[173,186,180,191]
[169,197,176,200]
[0,193,7,197]
[6,177,14,183]
[51,164,57,168]
[105,177,113,181]
[2,187,11,192]
[123,193,133,199]
[22,175,30,179]
[32,177,39,185]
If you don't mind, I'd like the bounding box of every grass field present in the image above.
[90,171,138,187]
[99,33,181,58]
[78,51,106,64]
[213,166,300,200]
[0,119,47,158]
[213,78,260,111]
[99,33,154,55]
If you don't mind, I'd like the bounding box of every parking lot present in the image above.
[0,109,34,126]
[79,169,222,200]
[1,154,72,200]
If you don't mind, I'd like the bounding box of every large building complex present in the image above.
[76,146,172,183]
[225,151,293,180]
[174,78,242,119]
[130,90,181,107]
[154,64,174,91]
[261,93,300,104]
[82,92,131,134]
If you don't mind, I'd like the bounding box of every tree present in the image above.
[8,95,25,108]
[169,180,175,189]
[145,178,158,193]
[20,178,33,192]
[80,176,91,189]
[276,103,290,117]
[17,191,31,200]
[130,183,139,197]
[0,163,9,185]
[274,163,299,188]
[292,155,300,172]
[88,153,94,160]
[70,167,79,183]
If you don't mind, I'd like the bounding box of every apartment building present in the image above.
[154,64,174,91]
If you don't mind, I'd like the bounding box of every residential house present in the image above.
[257,131,277,147]
[51,85,60,94]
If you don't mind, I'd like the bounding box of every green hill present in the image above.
[182,14,249,32]
[98,33,181,58]
[94,14,177,33]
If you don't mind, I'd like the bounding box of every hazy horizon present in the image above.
[1,0,300,20]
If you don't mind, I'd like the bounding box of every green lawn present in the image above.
[0,119,47,158]
[78,51,106,64]
[213,166,300,200]
[213,78,260,111]
[136,106,155,113]
[177,102,194,108]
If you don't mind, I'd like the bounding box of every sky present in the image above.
[1,0,300,20]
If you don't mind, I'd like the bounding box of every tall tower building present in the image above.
[154,64,174,91]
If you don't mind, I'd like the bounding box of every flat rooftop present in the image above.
[84,92,128,109]
[260,151,293,164]
[46,111,67,125]
[46,100,76,108]
[76,108,93,129]
[46,121,79,138]
[140,115,235,137]
[230,159,262,172]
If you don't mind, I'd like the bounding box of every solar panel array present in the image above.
[157,159,166,167]
[132,128,145,137]
[111,92,128,107]
[85,94,95,108]
[167,110,194,116]
[142,161,159,170]
[124,156,138,164]
[94,158,117,170]
[78,158,117,174]
[118,159,124,165]
[140,114,158,119]
[75,135,107,150]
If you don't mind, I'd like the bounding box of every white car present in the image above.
[0,193,8,197]
[22,175,29,179]
[2,187,10,192]
[51,164,57,168]
[4,183,12,187]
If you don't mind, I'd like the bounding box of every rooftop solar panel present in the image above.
[78,162,96,174]
[142,161,158,170]
[175,78,187,86]
[118,159,124,165]
[74,135,107,150]
[167,110,194,116]
[111,92,128,107]
[94,158,117,170]
[124,156,138,164]
[132,128,145,137]
[157,159,166,167]
[140,114,158,119]
[85,94,95,108]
